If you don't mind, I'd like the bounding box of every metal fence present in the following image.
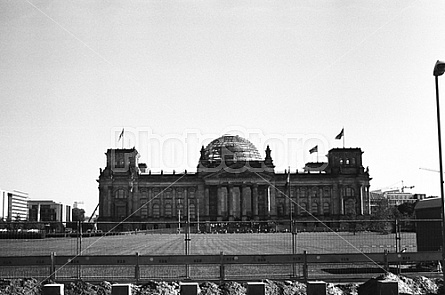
[0,219,441,282]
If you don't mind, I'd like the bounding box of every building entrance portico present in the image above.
[207,181,272,221]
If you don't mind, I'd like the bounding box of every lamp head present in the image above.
[434,60,445,76]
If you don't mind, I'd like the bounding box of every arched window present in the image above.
[140,190,148,217]
[164,203,172,217]
[345,199,356,215]
[115,189,127,199]
[177,202,184,217]
[323,202,330,215]
[189,203,196,219]
[152,204,160,218]
[345,187,355,197]
[300,202,308,215]
[299,188,307,198]
[323,187,331,197]
[312,187,318,198]
[277,202,284,216]
[311,202,319,215]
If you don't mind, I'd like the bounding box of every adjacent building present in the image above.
[0,189,29,221]
[370,189,426,214]
[28,200,71,222]
[98,135,372,222]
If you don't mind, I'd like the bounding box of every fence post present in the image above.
[395,218,401,253]
[292,220,297,278]
[50,252,56,281]
[384,249,389,271]
[135,252,140,284]
[219,251,225,283]
[303,250,308,281]
[185,220,191,279]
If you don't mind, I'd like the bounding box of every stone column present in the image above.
[107,188,112,218]
[366,185,371,214]
[252,184,259,220]
[265,186,271,217]
[184,187,188,216]
[37,203,41,222]
[269,185,276,216]
[133,185,139,217]
[284,186,290,216]
[234,186,241,218]
[360,185,365,215]
[127,189,132,216]
[217,186,223,217]
[228,185,234,220]
[204,187,209,217]
[339,186,344,215]
[241,185,247,219]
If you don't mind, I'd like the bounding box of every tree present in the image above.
[72,208,85,222]
[397,202,416,217]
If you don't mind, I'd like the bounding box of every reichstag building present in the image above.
[97,135,371,222]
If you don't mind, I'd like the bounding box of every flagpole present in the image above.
[343,127,345,148]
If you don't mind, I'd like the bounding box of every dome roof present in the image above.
[203,135,262,162]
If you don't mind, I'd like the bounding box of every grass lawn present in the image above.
[0,231,417,256]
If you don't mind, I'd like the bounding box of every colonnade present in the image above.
[204,184,272,220]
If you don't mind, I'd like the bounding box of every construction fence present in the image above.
[0,219,442,282]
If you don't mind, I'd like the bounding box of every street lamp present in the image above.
[433,60,445,278]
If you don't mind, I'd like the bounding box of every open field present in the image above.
[0,231,438,283]
[0,231,417,256]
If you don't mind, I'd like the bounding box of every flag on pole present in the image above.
[335,128,344,140]
[309,145,318,154]
[285,168,290,189]
[118,128,124,141]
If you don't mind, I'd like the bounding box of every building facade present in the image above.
[0,189,29,221]
[98,135,371,222]
[369,189,426,214]
[28,200,71,222]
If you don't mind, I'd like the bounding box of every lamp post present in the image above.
[433,60,445,278]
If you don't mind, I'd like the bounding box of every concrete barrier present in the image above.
[307,281,326,295]
[180,282,199,295]
[377,280,398,295]
[112,283,132,295]
[42,284,64,295]
[246,282,266,295]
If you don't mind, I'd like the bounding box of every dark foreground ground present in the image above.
[0,273,443,295]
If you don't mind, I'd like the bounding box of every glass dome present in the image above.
[203,135,262,162]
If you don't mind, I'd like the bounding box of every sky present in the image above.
[1,0,445,216]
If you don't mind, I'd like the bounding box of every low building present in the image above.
[28,200,71,222]
[0,189,29,221]
[369,189,425,214]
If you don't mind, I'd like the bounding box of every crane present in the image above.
[419,167,441,173]
[401,180,414,192]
